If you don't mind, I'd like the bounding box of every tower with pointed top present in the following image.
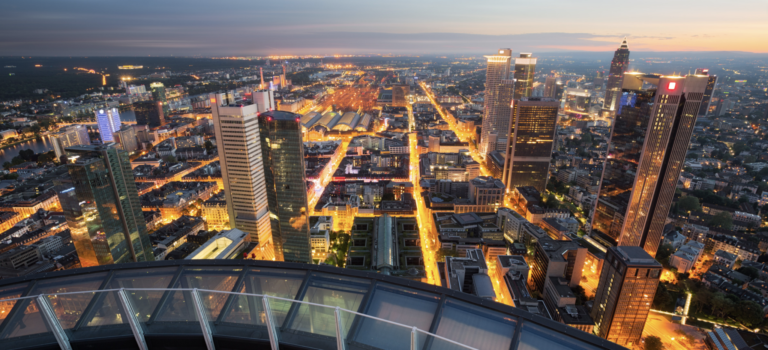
[601,38,630,120]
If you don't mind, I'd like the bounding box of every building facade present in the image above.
[592,73,708,257]
[61,144,155,267]
[591,246,661,347]
[95,108,121,143]
[601,38,630,119]
[51,124,90,159]
[513,53,537,99]
[259,110,312,263]
[480,48,513,157]
[134,101,166,128]
[211,93,273,259]
[502,97,559,193]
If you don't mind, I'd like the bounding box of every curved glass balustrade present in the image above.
[0,261,625,350]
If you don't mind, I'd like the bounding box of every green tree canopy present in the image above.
[677,196,701,213]
[708,212,733,230]
[644,335,664,350]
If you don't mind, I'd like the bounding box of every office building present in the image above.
[211,92,273,259]
[591,73,708,257]
[480,48,512,157]
[51,125,90,159]
[543,75,558,98]
[150,82,169,114]
[252,89,276,113]
[134,100,166,127]
[95,107,121,142]
[61,143,154,267]
[513,53,537,99]
[187,228,249,260]
[392,84,410,107]
[0,260,625,350]
[591,246,661,347]
[530,237,586,292]
[502,97,559,193]
[601,38,630,119]
[259,110,312,263]
[695,68,718,117]
[113,125,139,153]
[444,249,497,301]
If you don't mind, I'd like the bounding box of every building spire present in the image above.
[620,37,628,49]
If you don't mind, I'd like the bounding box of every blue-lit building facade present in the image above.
[95,108,121,142]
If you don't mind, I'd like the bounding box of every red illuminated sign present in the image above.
[668,82,676,90]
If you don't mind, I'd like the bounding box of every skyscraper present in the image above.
[211,93,274,259]
[601,38,630,119]
[61,143,154,267]
[695,68,718,117]
[134,100,166,127]
[259,110,311,263]
[513,53,537,99]
[543,75,558,98]
[591,73,708,257]
[150,82,169,115]
[502,97,559,193]
[591,246,661,347]
[113,125,139,153]
[51,124,90,159]
[95,108,121,142]
[480,48,512,157]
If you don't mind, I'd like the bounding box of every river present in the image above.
[0,136,55,165]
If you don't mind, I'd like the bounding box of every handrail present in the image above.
[1,288,477,350]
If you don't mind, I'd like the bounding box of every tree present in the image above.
[708,212,733,230]
[163,155,177,163]
[652,283,674,311]
[737,266,760,280]
[644,335,664,350]
[204,140,214,152]
[2,162,10,170]
[677,196,701,213]
[572,285,587,305]
[735,300,764,327]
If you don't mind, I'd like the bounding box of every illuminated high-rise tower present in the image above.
[480,48,513,157]
[95,108,121,143]
[591,246,661,347]
[591,73,708,257]
[601,38,630,119]
[211,92,274,260]
[61,143,154,267]
[502,97,559,193]
[513,53,537,99]
[543,75,558,98]
[259,110,311,263]
[695,68,718,117]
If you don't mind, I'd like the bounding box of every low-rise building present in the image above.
[444,249,496,301]
[714,250,738,269]
[669,241,705,274]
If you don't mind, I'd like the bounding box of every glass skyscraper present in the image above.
[502,97,559,193]
[61,143,154,267]
[259,110,311,263]
[695,68,718,117]
[591,73,708,257]
[133,100,166,127]
[95,107,121,142]
[601,38,630,119]
[512,53,537,99]
[480,48,512,157]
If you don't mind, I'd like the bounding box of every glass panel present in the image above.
[0,283,27,324]
[45,291,97,329]
[239,267,305,325]
[28,272,108,295]
[200,291,270,341]
[135,290,202,336]
[0,298,58,349]
[110,266,178,289]
[275,299,338,350]
[346,309,413,350]
[174,267,243,291]
[416,329,474,350]
[516,321,600,350]
[290,273,369,335]
[48,291,132,342]
[353,283,439,349]
[124,289,163,323]
[435,299,516,350]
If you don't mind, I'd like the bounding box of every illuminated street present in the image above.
[410,129,439,285]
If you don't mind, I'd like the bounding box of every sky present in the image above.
[1,0,767,56]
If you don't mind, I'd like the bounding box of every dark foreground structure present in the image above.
[0,260,625,350]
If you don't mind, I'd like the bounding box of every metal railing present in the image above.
[0,288,477,350]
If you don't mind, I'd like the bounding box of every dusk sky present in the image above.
[2,0,767,56]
